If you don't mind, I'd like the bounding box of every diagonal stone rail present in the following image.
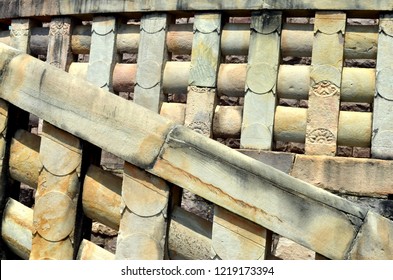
[0,43,392,259]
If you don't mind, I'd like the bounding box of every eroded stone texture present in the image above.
[0,47,175,169]
[1,18,34,259]
[291,155,393,197]
[189,13,221,88]
[185,87,217,137]
[168,207,212,260]
[117,14,171,260]
[4,1,393,18]
[372,14,393,159]
[212,206,267,260]
[47,18,73,70]
[1,198,33,260]
[349,211,393,259]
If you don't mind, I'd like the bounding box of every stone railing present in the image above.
[0,0,392,260]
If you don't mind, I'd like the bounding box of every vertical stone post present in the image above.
[30,18,83,260]
[115,13,171,259]
[305,12,346,156]
[115,163,169,259]
[185,13,268,260]
[87,16,119,92]
[47,18,74,70]
[10,19,32,53]
[31,122,82,259]
[185,13,221,137]
[4,19,35,192]
[305,12,346,259]
[372,14,393,159]
[0,19,34,258]
[85,16,119,173]
[236,11,283,259]
[240,11,282,150]
[134,13,169,112]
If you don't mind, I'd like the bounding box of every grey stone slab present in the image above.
[291,155,393,197]
[238,150,295,174]
[372,14,393,159]
[134,13,169,113]
[241,12,281,150]
[349,211,393,259]
[87,16,118,91]
[2,1,393,19]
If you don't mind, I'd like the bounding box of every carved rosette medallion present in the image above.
[49,21,71,36]
[307,128,335,144]
[311,81,339,97]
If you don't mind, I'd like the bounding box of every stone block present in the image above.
[349,211,393,259]
[238,150,295,174]
[241,11,281,150]
[291,155,393,197]
[212,206,266,260]
[134,13,169,112]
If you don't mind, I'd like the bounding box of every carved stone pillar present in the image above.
[241,11,282,150]
[31,122,82,259]
[115,13,171,260]
[115,163,169,259]
[372,14,393,159]
[134,13,169,112]
[87,16,118,92]
[185,13,221,137]
[305,12,346,156]
[30,18,82,260]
